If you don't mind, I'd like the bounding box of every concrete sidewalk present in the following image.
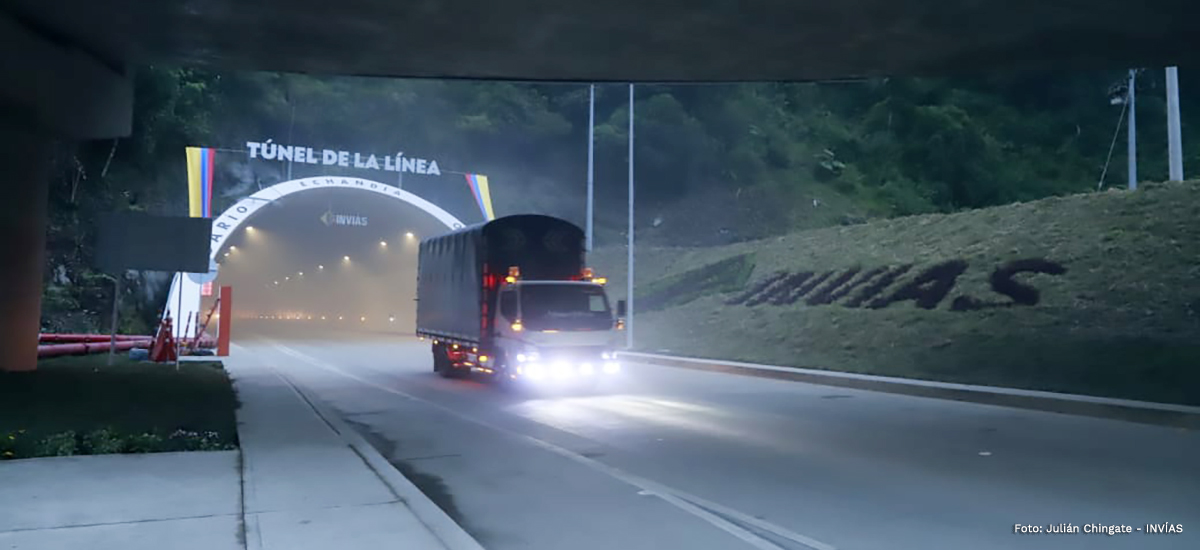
[230,355,481,550]
[0,451,242,550]
[0,354,483,550]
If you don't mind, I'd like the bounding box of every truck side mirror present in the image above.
[616,300,627,317]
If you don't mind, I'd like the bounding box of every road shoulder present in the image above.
[622,351,1200,429]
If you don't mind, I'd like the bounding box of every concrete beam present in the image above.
[8,1,1197,83]
[0,10,131,139]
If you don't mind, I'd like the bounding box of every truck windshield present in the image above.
[520,284,612,331]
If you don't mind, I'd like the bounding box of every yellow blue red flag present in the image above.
[186,147,216,218]
[463,173,495,221]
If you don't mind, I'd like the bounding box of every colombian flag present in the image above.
[186,147,216,218]
[464,173,495,221]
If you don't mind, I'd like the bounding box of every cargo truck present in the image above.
[416,214,626,385]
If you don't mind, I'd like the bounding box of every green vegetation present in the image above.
[593,181,1200,406]
[635,254,755,312]
[47,67,1200,333]
[0,356,239,460]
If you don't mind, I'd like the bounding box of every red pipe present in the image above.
[39,334,149,343]
[38,339,153,358]
[40,335,213,346]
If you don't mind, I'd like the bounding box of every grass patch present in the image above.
[1,355,239,460]
[593,181,1200,406]
[635,253,755,312]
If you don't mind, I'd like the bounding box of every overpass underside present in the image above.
[0,0,1195,370]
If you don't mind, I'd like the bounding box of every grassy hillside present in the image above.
[591,181,1200,406]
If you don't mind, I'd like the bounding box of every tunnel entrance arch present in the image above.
[164,176,466,336]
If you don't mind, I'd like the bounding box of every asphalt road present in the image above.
[235,322,1199,550]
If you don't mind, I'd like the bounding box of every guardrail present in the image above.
[620,351,1200,430]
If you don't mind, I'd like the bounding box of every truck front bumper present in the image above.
[511,350,620,382]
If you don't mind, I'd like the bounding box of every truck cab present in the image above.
[492,269,625,382]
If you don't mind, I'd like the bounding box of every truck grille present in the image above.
[536,346,608,360]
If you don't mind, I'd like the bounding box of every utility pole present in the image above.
[1166,67,1184,181]
[586,84,595,251]
[626,84,635,350]
[1128,69,1138,190]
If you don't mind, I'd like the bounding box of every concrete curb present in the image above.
[621,352,1200,430]
[273,368,488,550]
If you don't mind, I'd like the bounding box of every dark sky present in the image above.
[211,186,457,332]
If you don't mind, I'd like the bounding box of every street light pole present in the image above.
[586,84,596,252]
[1166,67,1184,181]
[1128,69,1138,190]
[626,84,635,350]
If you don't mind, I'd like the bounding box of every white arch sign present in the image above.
[164,176,466,336]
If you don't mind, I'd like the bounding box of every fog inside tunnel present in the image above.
[206,186,457,335]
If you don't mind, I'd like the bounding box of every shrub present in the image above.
[83,427,125,455]
[36,431,78,457]
[1,429,25,460]
[169,429,235,451]
[125,432,165,453]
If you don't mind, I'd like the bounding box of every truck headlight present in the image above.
[601,351,614,360]
[603,361,620,374]
[580,363,595,375]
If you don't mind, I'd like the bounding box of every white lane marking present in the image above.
[266,340,837,550]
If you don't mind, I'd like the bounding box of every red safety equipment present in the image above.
[149,318,178,362]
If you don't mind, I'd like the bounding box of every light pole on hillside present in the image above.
[1128,69,1138,190]
[1166,67,1184,181]
[626,83,635,350]
[586,84,595,251]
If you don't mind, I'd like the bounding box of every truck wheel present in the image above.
[433,344,454,377]
[491,355,526,393]
[491,366,519,392]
